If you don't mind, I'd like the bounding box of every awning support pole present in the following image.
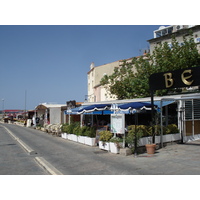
[160,100,163,148]
[151,90,155,144]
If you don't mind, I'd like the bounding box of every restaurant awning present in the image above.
[83,110,114,115]
[77,104,111,114]
[64,105,88,115]
[118,102,154,113]
[64,100,174,115]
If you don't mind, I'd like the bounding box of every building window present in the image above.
[185,99,200,120]
[154,26,173,38]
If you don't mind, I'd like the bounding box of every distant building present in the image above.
[87,59,138,103]
[87,61,119,102]
[148,25,200,54]
[0,109,23,119]
[35,103,67,125]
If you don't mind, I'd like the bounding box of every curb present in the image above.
[35,157,63,175]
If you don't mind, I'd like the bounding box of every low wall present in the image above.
[139,133,181,146]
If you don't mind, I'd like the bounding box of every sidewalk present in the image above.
[132,140,200,175]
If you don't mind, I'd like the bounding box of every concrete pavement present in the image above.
[133,140,200,174]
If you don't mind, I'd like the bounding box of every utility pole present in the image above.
[24,90,27,119]
[2,99,4,118]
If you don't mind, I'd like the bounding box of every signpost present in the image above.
[110,114,125,135]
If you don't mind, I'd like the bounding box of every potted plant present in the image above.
[126,125,143,156]
[70,122,80,142]
[99,130,113,151]
[77,126,87,144]
[109,137,123,154]
[61,123,69,139]
[64,122,79,141]
[145,143,156,154]
[84,127,96,146]
[145,113,160,154]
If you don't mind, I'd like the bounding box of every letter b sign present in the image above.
[163,73,174,88]
[163,69,194,88]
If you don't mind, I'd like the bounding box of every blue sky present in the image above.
[0,25,161,110]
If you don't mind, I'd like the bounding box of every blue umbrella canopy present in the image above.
[118,102,154,112]
[77,104,111,114]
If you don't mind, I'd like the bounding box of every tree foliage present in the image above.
[100,32,200,99]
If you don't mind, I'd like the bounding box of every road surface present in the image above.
[1,123,200,175]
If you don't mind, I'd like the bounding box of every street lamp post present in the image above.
[2,99,4,118]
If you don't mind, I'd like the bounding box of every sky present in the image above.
[0,25,162,110]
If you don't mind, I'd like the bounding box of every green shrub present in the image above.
[73,125,81,135]
[166,124,179,134]
[63,122,80,134]
[85,127,96,138]
[126,126,143,153]
[128,125,151,137]
[99,131,113,142]
[110,137,123,148]
[109,137,123,143]
[61,123,69,132]
[148,124,179,135]
[72,122,80,134]
[149,125,161,136]
[78,126,88,136]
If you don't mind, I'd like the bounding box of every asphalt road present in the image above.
[0,125,47,175]
[1,123,200,175]
[1,123,143,175]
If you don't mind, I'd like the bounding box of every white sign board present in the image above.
[110,114,125,134]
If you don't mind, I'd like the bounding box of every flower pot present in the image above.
[145,144,156,154]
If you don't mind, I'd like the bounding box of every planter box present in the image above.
[67,134,73,141]
[77,136,85,144]
[71,134,78,142]
[61,133,67,139]
[110,142,121,154]
[139,133,180,147]
[99,141,110,151]
[85,137,96,146]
